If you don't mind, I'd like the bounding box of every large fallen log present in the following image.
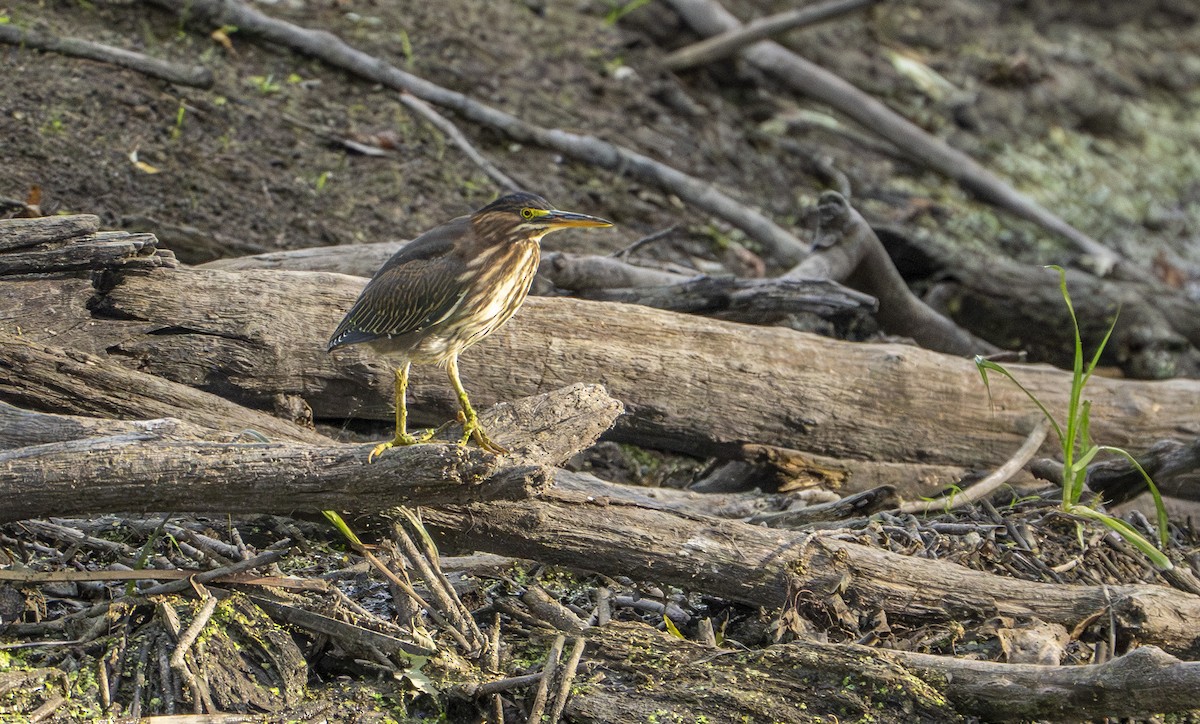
[421,486,1200,659]
[96,269,1200,459]
[0,433,520,522]
[0,383,621,522]
[7,262,1200,499]
[575,622,1200,722]
[0,335,328,444]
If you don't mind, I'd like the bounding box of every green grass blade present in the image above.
[1081,308,1120,390]
[1069,505,1173,571]
[1079,400,1093,451]
[974,357,1065,444]
[1069,445,1101,475]
[1047,266,1084,379]
[1098,446,1171,549]
[1046,265,1086,499]
[322,510,364,548]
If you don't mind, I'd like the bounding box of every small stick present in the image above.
[525,634,565,724]
[663,0,879,71]
[27,693,67,723]
[395,508,486,648]
[610,225,678,259]
[0,25,213,88]
[169,587,218,669]
[400,93,521,192]
[97,657,111,711]
[460,672,543,697]
[546,636,587,724]
[169,584,220,714]
[488,613,502,674]
[900,418,1049,514]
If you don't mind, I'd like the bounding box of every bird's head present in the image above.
[472,191,613,244]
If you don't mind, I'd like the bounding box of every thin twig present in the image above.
[663,0,879,71]
[488,612,505,724]
[27,694,67,723]
[610,225,679,259]
[525,634,565,724]
[391,513,484,654]
[0,24,212,88]
[546,636,587,724]
[488,613,502,673]
[399,93,522,192]
[462,672,544,698]
[169,587,218,669]
[900,418,1050,514]
[362,547,474,653]
[168,584,219,714]
[395,508,486,647]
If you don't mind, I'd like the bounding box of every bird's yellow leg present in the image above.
[446,355,507,454]
[369,362,434,462]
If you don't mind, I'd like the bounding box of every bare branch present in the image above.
[0,25,212,88]
[663,0,880,71]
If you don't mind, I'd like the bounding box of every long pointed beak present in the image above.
[541,209,614,229]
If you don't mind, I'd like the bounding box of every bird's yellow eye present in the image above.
[521,208,535,219]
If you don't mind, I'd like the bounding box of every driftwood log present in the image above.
[92,271,1200,458]
[788,192,998,356]
[0,383,621,522]
[575,622,1200,722]
[422,483,1200,659]
[5,252,1200,500]
[908,234,1200,379]
[200,198,1200,384]
[206,241,879,329]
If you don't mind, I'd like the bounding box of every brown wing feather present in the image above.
[328,216,476,350]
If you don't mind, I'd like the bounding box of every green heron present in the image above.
[329,192,613,460]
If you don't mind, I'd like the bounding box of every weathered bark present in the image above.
[0,426,519,522]
[422,486,1200,658]
[0,336,330,444]
[913,239,1200,379]
[0,214,99,250]
[7,263,1199,500]
[204,241,876,327]
[0,228,176,276]
[575,622,1200,722]
[554,468,887,522]
[568,273,877,326]
[539,251,691,291]
[788,191,998,356]
[0,401,223,448]
[199,239,405,276]
[0,383,620,522]
[99,269,1200,462]
[894,644,1200,721]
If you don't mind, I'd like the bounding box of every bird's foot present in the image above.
[457,411,508,454]
[367,428,436,463]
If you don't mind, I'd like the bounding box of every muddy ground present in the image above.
[3,0,1199,274]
